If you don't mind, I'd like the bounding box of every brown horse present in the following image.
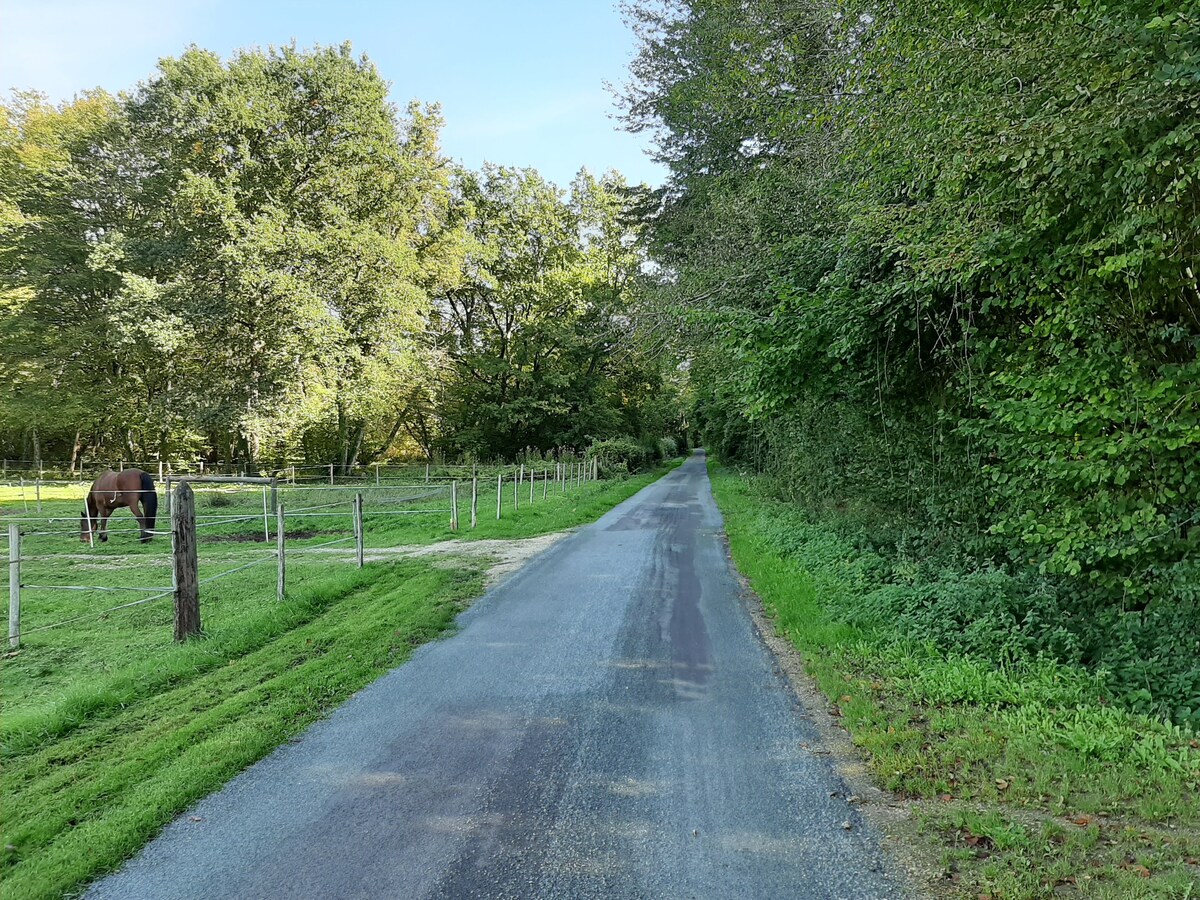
[80,469,159,544]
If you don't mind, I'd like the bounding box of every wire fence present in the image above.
[0,454,600,486]
[2,461,605,647]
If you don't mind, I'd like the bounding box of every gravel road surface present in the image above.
[87,451,907,899]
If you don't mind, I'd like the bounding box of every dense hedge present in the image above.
[587,435,679,475]
[624,0,1200,722]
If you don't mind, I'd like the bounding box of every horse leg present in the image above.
[134,498,151,542]
[100,507,111,543]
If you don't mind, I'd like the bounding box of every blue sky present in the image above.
[1,0,667,188]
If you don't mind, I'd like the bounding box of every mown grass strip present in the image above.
[1,560,480,900]
[709,464,1200,898]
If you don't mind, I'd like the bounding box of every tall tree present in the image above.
[431,165,669,457]
[122,45,449,467]
[0,89,162,466]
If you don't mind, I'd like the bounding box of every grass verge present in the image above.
[0,462,678,900]
[709,464,1200,898]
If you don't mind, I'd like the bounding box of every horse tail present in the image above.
[140,470,159,534]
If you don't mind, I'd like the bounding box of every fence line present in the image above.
[19,529,173,538]
[358,508,449,516]
[5,461,618,646]
[19,589,175,636]
[19,584,173,594]
[198,554,279,586]
[285,537,355,555]
[285,501,351,514]
[194,515,265,529]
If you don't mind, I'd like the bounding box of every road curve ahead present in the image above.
[88,451,907,900]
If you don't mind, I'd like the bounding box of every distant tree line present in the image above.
[0,43,686,472]
[622,0,1200,721]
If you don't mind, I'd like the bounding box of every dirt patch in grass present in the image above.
[388,532,571,586]
[289,531,572,587]
[204,530,323,543]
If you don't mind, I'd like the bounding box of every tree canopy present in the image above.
[0,43,685,471]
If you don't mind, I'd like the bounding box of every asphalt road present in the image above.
[88,451,907,900]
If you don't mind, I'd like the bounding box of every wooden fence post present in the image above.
[171,482,200,641]
[269,478,278,514]
[276,503,286,601]
[35,478,41,513]
[425,462,430,483]
[530,467,535,504]
[450,481,459,532]
[354,492,365,568]
[329,464,334,485]
[543,468,548,500]
[496,472,502,519]
[8,524,20,649]
[375,464,380,486]
[471,477,478,529]
[261,486,270,542]
[514,467,520,511]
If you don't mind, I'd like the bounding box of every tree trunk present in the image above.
[364,416,405,464]
[239,431,256,470]
[336,403,349,474]
[69,431,82,475]
[346,422,366,472]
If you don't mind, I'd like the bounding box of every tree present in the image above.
[116,43,449,469]
[0,89,164,468]
[430,165,672,458]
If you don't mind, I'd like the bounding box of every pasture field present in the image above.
[0,464,677,900]
[709,464,1200,899]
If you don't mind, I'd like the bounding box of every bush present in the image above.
[658,436,679,459]
[588,437,652,475]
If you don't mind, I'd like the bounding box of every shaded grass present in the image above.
[709,464,1200,898]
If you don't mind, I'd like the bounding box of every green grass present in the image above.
[0,462,678,900]
[708,463,1200,899]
